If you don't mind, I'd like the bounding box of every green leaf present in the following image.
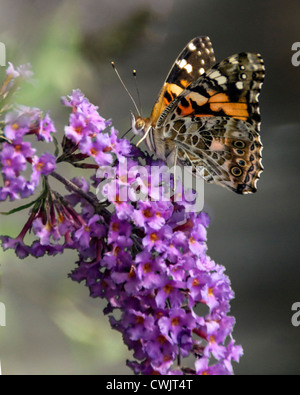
[0,199,38,216]
[52,135,60,158]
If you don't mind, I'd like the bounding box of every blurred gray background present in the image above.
[0,0,299,375]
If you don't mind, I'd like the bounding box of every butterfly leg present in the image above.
[136,126,151,148]
[173,147,178,193]
[165,146,179,193]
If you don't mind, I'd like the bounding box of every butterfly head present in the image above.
[131,113,147,135]
[130,113,155,151]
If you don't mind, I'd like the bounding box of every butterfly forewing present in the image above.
[158,52,265,131]
[151,37,216,125]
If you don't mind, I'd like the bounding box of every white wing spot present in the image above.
[188,42,197,51]
[236,81,244,90]
[216,76,227,85]
[228,56,239,64]
[184,63,193,73]
[209,70,221,79]
[199,67,205,75]
[177,59,187,69]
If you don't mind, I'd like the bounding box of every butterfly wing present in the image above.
[172,116,263,194]
[157,52,265,194]
[150,36,216,125]
[158,52,265,129]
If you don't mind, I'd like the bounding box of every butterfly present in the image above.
[131,37,265,194]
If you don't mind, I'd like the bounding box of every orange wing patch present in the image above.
[151,82,185,125]
[164,83,185,105]
[208,93,248,120]
[180,79,190,88]
[209,102,249,120]
[175,90,249,121]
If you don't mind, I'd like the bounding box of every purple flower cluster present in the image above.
[0,65,57,201]
[63,89,111,147]
[70,193,242,375]
[0,78,243,375]
[0,177,103,259]
[0,109,56,201]
[0,89,132,259]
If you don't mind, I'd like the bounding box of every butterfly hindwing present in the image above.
[151,37,216,125]
[171,116,263,194]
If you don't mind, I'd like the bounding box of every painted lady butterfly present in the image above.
[131,37,265,194]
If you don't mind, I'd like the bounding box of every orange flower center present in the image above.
[143,263,152,273]
[135,315,144,325]
[192,278,201,287]
[157,334,167,345]
[163,283,173,295]
[90,147,99,157]
[111,222,119,232]
[142,208,153,218]
[102,146,112,153]
[36,162,45,172]
[150,233,159,243]
[128,265,136,279]
[171,317,180,326]
[74,126,82,134]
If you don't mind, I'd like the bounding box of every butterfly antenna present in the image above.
[132,69,142,116]
[121,126,132,139]
[111,62,141,116]
[130,134,137,143]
